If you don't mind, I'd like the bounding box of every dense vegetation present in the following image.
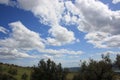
[73,54,120,80]
[0,54,120,80]
[31,59,68,80]
[115,54,120,68]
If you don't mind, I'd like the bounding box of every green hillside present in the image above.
[0,63,32,80]
[0,63,76,80]
[1,55,120,80]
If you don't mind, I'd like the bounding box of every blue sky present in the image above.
[0,0,120,67]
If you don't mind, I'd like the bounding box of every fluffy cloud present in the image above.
[0,0,16,6]
[85,32,120,48]
[17,0,64,25]
[112,0,120,4]
[0,21,45,59]
[75,0,120,34]
[74,0,120,48]
[42,54,54,60]
[47,26,76,46]
[1,0,120,49]
[0,26,8,34]
[101,51,120,55]
[40,49,83,55]
[16,0,120,48]
[0,21,45,50]
[47,26,75,46]
[0,21,83,59]
[61,1,81,25]
[17,0,77,46]
[0,0,9,5]
[0,48,33,59]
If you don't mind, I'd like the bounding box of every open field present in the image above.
[0,63,32,80]
[0,63,77,80]
[66,72,78,80]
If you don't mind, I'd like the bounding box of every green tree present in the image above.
[0,63,16,80]
[31,59,68,80]
[115,54,120,68]
[0,65,3,72]
[73,55,115,80]
[8,67,17,75]
[21,72,28,80]
[0,73,16,80]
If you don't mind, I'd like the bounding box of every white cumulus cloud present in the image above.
[102,51,120,55]
[0,0,9,5]
[0,0,16,6]
[112,0,120,4]
[40,49,83,55]
[0,48,33,59]
[17,0,77,46]
[17,0,120,48]
[75,0,120,48]
[47,25,75,46]
[0,26,8,34]
[1,0,120,49]
[0,21,83,59]
[0,21,45,59]
[85,32,120,48]
[75,0,120,35]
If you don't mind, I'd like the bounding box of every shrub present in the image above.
[8,68,17,75]
[31,59,68,80]
[73,55,115,80]
[0,73,16,80]
[21,72,28,80]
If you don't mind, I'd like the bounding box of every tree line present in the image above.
[0,54,120,80]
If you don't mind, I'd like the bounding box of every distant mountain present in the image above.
[68,66,120,73]
[68,67,80,72]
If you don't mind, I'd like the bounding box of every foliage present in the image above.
[115,54,120,68]
[0,73,17,80]
[0,65,3,72]
[31,59,68,80]
[8,67,18,75]
[73,54,115,80]
[0,64,17,80]
[21,72,28,80]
